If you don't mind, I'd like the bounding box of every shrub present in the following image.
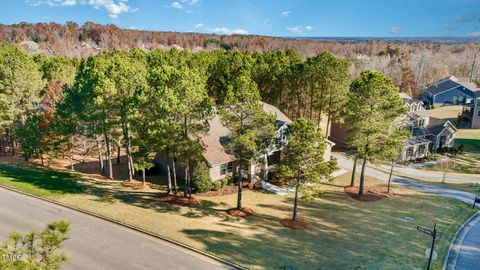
[221,178,229,187]
[457,144,464,154]
[191,162,212,193]
[226,176,234,185]
[212,180,223,191]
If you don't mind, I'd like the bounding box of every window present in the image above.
[478,110,480,117]
[220,162,233,175]
[453,96,458,103]
[406,147,414,157]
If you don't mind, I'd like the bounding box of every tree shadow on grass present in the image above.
[0,163,85,195]
[233,191,473,269]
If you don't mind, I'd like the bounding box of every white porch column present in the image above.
[249,161,256,182]
[262,154,268,181]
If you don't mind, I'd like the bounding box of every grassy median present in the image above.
[0,162,475,269]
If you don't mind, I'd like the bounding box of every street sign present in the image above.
[417,223,438,270]
[417,226,434,236]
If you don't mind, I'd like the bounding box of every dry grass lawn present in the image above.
[0,162,475,270]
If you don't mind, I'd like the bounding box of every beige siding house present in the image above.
[155,102,334,183]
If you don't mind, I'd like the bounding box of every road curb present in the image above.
[0,184,245,270]
[443,210,480,270]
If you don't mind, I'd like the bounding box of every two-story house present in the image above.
[155,102,334,183]
[399,93,457,161]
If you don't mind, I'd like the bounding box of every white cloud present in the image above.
[29,0,138,18]
[209,27,248,35]
[442,23,455,30]
[389,26,402,35]
[281,11,290,17]
[287,26,303,34]
[287,26,313,34]
[167,0,199,11]
[468,31,480,37]
[170,1,182,9]
[454,13,477,22]
[195,22,204,29]
[29,0,77,6]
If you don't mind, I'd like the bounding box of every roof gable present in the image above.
[425,75,478,97]
[201,102,291,166]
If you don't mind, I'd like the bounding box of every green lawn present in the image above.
[0,163,474,270]
[427,105,463,124]
[419,128,480,174]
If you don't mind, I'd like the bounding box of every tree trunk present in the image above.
[117,143,121,164]
[172,157,178,193]
[325,91,333,136]
[122,122,134,181]
[292,172,300,222]
[187,162,192,198]
[350,155,357,187]
[237,157,243,209]
[68,138,74,171]
[184,166,188,198]
[316,108,323,128]
[95,136,104,174]
[326,114,331,137]
[359,158,367,196]
[166,154,173,194]
[40,150,44,166]
[104,133,113,179]
[9,129,14,156]
[387,159,394,193]
[142,169,146,185]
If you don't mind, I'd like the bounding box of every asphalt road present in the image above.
[453,213,480,270]
[0,187,237,270]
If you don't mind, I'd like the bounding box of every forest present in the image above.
[1,22,479,98]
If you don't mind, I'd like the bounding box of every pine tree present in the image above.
[345,70,407,195]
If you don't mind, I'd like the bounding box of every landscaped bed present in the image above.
[0,162,475,270]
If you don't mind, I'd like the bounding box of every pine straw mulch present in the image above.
[279,217,308,230]
[121,180,153,190]
[158,193,201,206]
[226,206,255,217]
[196,185,238,197]
[344,186,394,202]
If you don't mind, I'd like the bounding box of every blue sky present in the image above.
[1,0,480,37]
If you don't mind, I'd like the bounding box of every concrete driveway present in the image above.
[0,187,237,270]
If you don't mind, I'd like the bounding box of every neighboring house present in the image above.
[421,75,477,107]
[155,102,335,183]
[399,93,457,161]
[472,92,480,128]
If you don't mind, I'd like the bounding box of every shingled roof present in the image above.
[424,76,462,96]
[425,75,479,96]
[200,102,291,167]
[426,117,457,136]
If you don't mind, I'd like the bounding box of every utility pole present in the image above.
[416,55,424,89]
[470,51,477,82]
